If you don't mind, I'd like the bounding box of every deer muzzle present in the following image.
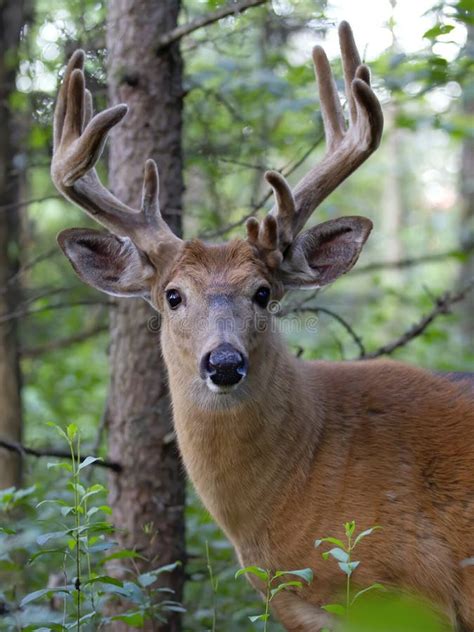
[200,343,248,391]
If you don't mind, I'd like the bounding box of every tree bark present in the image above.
[0,0,29,489]
[458,24,474,341]
[106,2,185,630]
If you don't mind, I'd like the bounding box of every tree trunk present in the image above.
[0,0,28,489]
[458,24,474,341]
[106,2,185,630]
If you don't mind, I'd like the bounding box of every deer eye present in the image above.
[166,289,182,310]
[253,286,270,309]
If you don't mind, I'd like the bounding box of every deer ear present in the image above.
[58,228,156,298]
[279,216,372,289]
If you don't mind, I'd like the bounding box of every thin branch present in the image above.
[200,135,324,239]
[156,0,269,51]
[20,324,108,358]
[1,248,59,291]
[0,195,60,212]
[289,305,366,357]
[0,300,111,324]
[353,244,474,276]
[360,279,474,360]
[0,437,122,473]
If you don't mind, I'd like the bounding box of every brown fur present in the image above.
[155,239,474,632]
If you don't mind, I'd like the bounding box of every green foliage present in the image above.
[315,521,385,624]
[2,0,472,629]
[0,424,181,630]
[235,565,313,630]
[316,522,452,632]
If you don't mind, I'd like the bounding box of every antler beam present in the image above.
[51,50,181,254]
[253,21,383,255]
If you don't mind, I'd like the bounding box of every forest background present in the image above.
[0,0,472,629]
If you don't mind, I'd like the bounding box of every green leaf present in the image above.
[80,484,106,503]
[36,499,68,508]
[101,549,144,564]
[20,587,71,607]
[338,561,360,576]
[28,549,65,565]
[344,521,356,538]
[111,612,145,626]
[60,505,76,517]
[249,614,270,623]
[353,526,382,548]
[138,572,159,588]
[235,566,269,582]
[322,548,349,563]
[83,575,123,588]
[423,24,455,39]
[47,462,73,472]
[23,625,67,631]
[67,423,78,441]
[37,530,67,545]
[273,568,313,584]
[351,582,386,605]
[79,456,103,470]
[46,422,68,442]
[0,526,16,535]
[85,540,117,553]
[321,603,346,616]
[138,562,180,587]
[315,536,345,548]
[270,580,303,600]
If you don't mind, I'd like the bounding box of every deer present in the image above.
[50,21,474,632]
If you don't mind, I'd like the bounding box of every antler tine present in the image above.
[51,51,181,255]
[263,21,383,248]
[53,49,85,151]
[312,44,345,152]
[339,20,362,125]
[265,170,295,252]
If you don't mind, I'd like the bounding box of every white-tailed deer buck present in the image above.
[51,21,474,632]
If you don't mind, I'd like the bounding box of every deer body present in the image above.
[50,21,474,631]
[162,243,474,630]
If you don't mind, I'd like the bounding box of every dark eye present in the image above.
[253,286,270,308]
[166,289,182,310]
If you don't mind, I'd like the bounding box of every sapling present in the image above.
[235,566,313,631]
[315,520,384,630]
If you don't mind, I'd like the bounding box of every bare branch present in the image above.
[0,437,122,473]
[0,195,60,213]
[200,136,324,239]
[288,305,366,357]
[20,324,108,358]
[2,248,59,291]
[156,0,269,52]
[0,300,111,324]
[360,279,474,360]
[353,244,474,276]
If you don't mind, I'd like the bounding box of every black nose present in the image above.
[201,343,248,387]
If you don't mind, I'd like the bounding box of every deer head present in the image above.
[52,22,383,405]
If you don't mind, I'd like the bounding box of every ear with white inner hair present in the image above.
[278,216,372,289]
[57,228,156,299]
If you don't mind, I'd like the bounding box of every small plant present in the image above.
[0,422,183,629]
[205,541,219,632]
[315,520,384,628]
[235,565,313,631]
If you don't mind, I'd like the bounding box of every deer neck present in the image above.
[167,332,323,546]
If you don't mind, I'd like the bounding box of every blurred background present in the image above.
[0,0,472,629]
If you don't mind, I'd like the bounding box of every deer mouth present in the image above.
[205,377,245,395]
